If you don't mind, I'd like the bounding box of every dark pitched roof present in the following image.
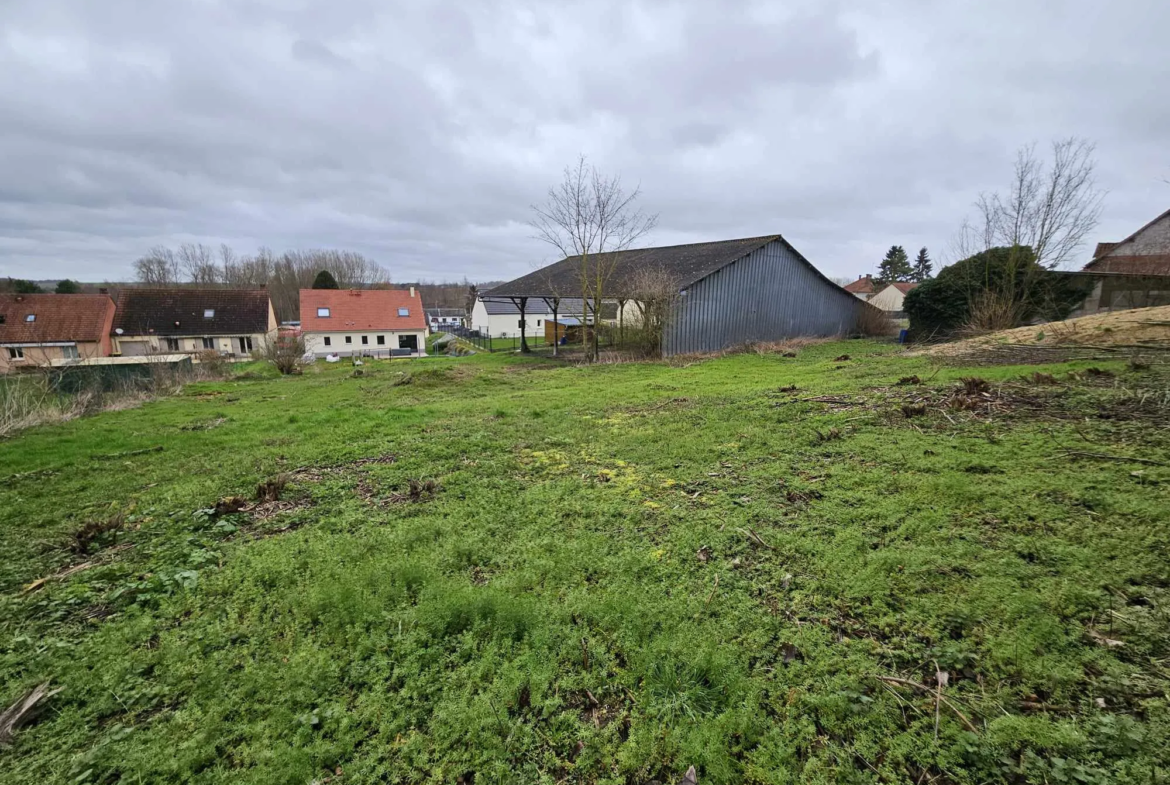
[478,296,581,315]
[1084,208,1170,272]
[0,293,115,344]
[843,275,876,294]
[486,236,793,298]
[425,308,465,318]
[476,296,617,319]
[113,288,272,336]
[1084,255,1170,276]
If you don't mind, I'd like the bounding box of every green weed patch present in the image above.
[1,343,1168,783]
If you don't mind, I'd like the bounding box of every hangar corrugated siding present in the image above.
[664,239,862,355]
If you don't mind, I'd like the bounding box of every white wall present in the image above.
[868,286,908,312]
[470,299,552,337]
[305,330,427,356]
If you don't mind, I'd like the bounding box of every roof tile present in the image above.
[299,289,426,331]
[113,288,272,336]
[0,293,116,344]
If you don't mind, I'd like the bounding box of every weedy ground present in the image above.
[1,341,1168,784]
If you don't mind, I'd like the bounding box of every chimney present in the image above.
[410,286,416,298]
[99,287,108,295]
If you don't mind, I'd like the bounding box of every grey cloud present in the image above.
[0,0,1168,283]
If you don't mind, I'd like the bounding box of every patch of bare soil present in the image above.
[288,454,397,482]
[922,305,1170,363]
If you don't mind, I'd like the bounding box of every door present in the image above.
[238,336,253,354]
[398,334,418,353]
[120,341,150,356]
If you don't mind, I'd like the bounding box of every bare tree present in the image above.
[264,332,307,375]
[132,242,390,322]
[178,243,221,285]
[625,266,680,357]
[133,246,181,286]
[944,138,1104,332]
[531,156,657,360]
[953,138,1103,269]
[218,244,237,279]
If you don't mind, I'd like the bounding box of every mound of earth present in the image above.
[924,304,1170,357]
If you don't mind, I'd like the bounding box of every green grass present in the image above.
[1,342,1169,784]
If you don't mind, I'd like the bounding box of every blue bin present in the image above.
[898,328,909,344]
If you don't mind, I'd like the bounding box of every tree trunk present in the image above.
[551,299,559,357]
[517,297,530,354]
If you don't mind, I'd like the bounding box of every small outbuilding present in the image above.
[486,235,871,355]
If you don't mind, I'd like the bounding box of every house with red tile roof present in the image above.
[0,293,116,373]
[843,274,877,300]
[299,287,427,357]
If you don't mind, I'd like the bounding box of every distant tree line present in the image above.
[0,278,83,294]
[130,244,392,322]
[124,243,482,321]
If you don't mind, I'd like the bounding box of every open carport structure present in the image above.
[485,234,870,356]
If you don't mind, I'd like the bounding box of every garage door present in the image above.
[119,341,151,356]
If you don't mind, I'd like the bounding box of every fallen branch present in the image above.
[704,573,720,606]
[0,681,62,748]
[91,445,164,462]
[740,527,775,550]
[874,675,979,733]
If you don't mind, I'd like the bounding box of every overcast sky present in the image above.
[1,0,1168,284]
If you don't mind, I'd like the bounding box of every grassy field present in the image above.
[1,341,1168,784]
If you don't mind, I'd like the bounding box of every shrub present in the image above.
[264,333,307,375]
[194,350,229,377]
[854,302,897,337]
[904,246,1093,340]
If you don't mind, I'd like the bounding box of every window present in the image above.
[25,314,36,323]
[8,347,24,359]
[536,319,541,327]
[203,309,215,318]
[202,337,215,350]
[376,335,385,345]
[238,336,253,353]
[317,307,331,318]
[324,336,331,347]
[62,345,79,360]
[361,336,368,345]
[398,307,410,317]
[0,314,5,324]
[345,336,352,344]
[165,337,180,351]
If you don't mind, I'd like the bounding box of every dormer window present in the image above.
[317,307,331,317]
[203,309,215,318]
[25,314,36,322]
[397,308,410,317]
